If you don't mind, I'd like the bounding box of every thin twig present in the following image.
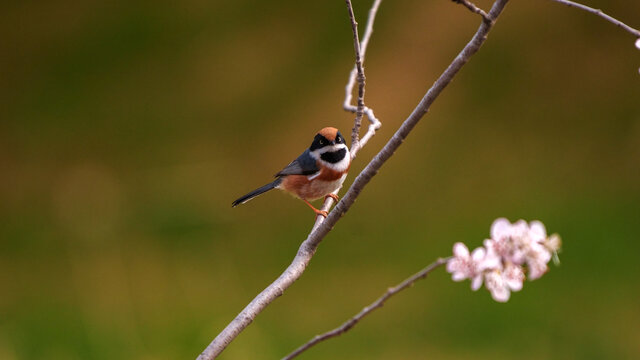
[313,0,383,240]
[282,257,450,360]
[345,0,382,159]
[315,0,384,244]
[452,0,491,22]
[196,1,509,358]
[549,0,640,38]
[346,0,366,151]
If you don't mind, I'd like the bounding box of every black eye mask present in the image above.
[320,148,347,164]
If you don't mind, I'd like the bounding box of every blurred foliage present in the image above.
[1,0,639,359]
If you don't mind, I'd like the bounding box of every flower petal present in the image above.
[491,218,511,240]
[485,271,510,303]
[512,220,529,238]
[453,242,469,257]
[471,275,483,291]
[452,272,466,282]
[504,263,524,291]
[471,247,486,262]
[527,258,549,280]
[490,287,511,302]
[480,252,501,271]
[529,220,547,242]
[446,260,457,273]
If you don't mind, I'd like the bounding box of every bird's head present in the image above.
[309,127,350,170]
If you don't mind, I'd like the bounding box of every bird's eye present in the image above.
[319,139,325,145]
[336,137,342,143]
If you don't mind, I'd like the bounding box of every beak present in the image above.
[330,140,336,145]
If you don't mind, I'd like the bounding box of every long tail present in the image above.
[232,178,282,207]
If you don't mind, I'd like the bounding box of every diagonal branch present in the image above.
[282,257,450,360]
[196,0,509,358]
[549,0,640,37]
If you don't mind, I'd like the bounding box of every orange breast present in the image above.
[315,166,348,181]
[280,175,310,195]
[279,166,349,201]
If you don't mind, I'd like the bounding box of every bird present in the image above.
[232,127,351,217]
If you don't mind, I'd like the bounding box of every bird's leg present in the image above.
[302,199,328,218]
[325,193,340,202]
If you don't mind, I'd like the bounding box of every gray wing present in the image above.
[275,149,319,177]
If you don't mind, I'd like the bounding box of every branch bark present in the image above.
[453,0,491,22]
[346,0,366,150]
[549,0,640,38]
[196,0,509,358]
[345,0,383,159]
[282,257,450,360]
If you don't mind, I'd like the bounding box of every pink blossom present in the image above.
[525,241,552,280]
[446,243,486,291]
[490,217,512,241]
[528,220,547,243]
[488,218,528,264]
[484,270,509,302]
[448,218,560,302]
[480,241,501,270]
[487,218,554,269]
[503,262,524,291]
[484,263,524,302]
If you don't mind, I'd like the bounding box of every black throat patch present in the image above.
[320,148,347,164]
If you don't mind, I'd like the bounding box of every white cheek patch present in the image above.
[310,144,348,158]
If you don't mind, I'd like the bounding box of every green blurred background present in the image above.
[2,0,639,359]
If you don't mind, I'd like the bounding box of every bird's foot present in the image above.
[303,199,328,218]
[313,209,328,218]
[325,193,340,202]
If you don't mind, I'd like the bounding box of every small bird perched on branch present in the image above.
[232,127,351,217]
